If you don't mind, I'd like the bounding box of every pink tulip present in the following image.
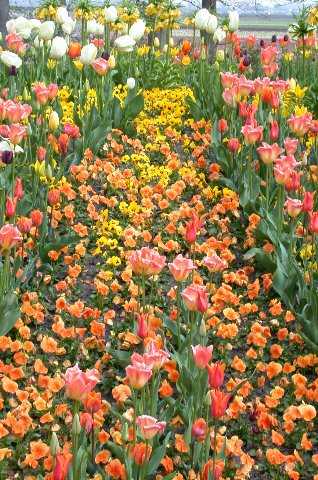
[284,197,303,217]
[288,114,312,137]
[303,191,314,212]
[5,197,16,218]
[14,177,24,200]
[144,341,170,370]
[126,361,152,389]
[80,412,94,433]
[309,212,318,233]
[260,45,277,65]
[269,120,279,141]
[203,253,228,272]
[191,345,213,369]
[256,143,282,165]
[241,124,263,144]
[136,415,166,439]
[0,224,22,252]
[64,364,99,401]
[129,247,166,277]
[284,137,298,156]
[182,284,209,313]
[220,72,238,89]
[168,254,196,282]
[227,138,240,153]
[184,212,204,244]
[136,313,148,338]
[92,58,109,76]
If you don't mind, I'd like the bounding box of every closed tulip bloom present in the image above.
[218,118,228,133]
[68,42,81,59]
[309,212,318,233]
[0,224,22,252]
[284,137,298,155]
[185,212,203,244]
[30,209,43,227]
[50,36,68,59]
[269,120,279,141]
[285,197,303,218]
[92,57,109,76]
[191,418,207,442]
[303,191,314,212]
[53,452,72,480]
[207,362,225,388]
[38,21,55,41]
[0,50,22,69]
[136,313,148,338]
[241,124,263,144]
[227,137,240,153]
[256,142,283,164]
[210,389,231,418]
[192,344,213,369]
[64,364,99,401]
[136,415,166,439]
[114,35,136,53]
[126,362,152,389]
[80,412,93,433]
[104,5,118,23]
[5,197,16,218]
[228,11,239,31]
[202,460,224,480]
[182,284,209,313]
[206,14,218,34]
[80,44,97,65]
[56,7,69,24]
[14,177,24,200]
[48,188,60,206]
[168,254,196,282]
[49,111,59,131]
[130,442,152,465]
[194,9,210,30]
[129,20,146,42]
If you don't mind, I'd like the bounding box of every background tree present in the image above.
[202,0,216,12]
[0,0,9,36]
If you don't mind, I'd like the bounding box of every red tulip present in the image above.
[303,191,314,212]
[309,212,318,233]
[210,389,231,418]
[53,453,72,480]
[5,196,16,218]
[207,362,225,388]
[191,344,213,369]
[192,418,207,442]
[269,120,279,141]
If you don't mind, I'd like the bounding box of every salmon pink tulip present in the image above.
[182,284,209,313]
[168,254,196,282]
[129,247,166,276]
[64,364,99,401]
[191,344,213,369]
[136,415,166,439]
[0,224,22,252]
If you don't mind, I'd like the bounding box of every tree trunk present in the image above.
[0,0,9,37]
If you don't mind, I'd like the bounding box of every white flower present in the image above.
[29,19,41,31]
[228,11,239,32]
[129,19,146,42]
[0,51,22,69]
[104,5,118,23]
[205,14,217,34]
[38,21,55,41]
[62,18,76,36]
[50,36,68,59]
[194,9,209,30]
[126,77,136,89]
[213,27,226,43]
[34,36,43,48]
[56,7,69,25]
[6,17,32,39]
[87,19,98,35]
[114,35,136,52]
[80,43,97,65]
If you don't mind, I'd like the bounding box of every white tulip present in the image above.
[194,9,209,30]
[205,14,217,34]
[34,36,44,48]
[29,19,42,31]
[95,23,104,36]
[0,141,12,153]
[56,7,69,25]
[50,36,68,59]
[114,35,136,52]
[6,17,32,39]
[228,11,239,32]
[126,77,136,90]
[129,19,146,42]
[213,27,226,43]
[79,43,98,65]
[104,5,118,23]
[0,51,22,69]
[6,19,16,34]
[87,19,98,35]
[38,21,55,41]
[62,18,76,36]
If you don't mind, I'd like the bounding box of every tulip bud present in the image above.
[108,54,116,68]
[72,413,82,437]
[48,188,60,206]
[6,196,16,218]
[30,209,43,227]
[14,177,24,200]
[199,318,206,336]
[22,87,29,101]
[154,37,160,48]
[216,50,224,62]
[205,390,212,406]
[169,37,174,47]
[126,77,136,90]
[49,111,59,131]
[50,432,60,457]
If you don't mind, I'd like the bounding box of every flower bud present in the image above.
[126,77,136,90]
[154,37,160,48]
[199,318,206,336]
[205,390,212,406]
[216,50,224,62]
[72,413,82,437]
[49,111,59,131]
[50,432,60,457]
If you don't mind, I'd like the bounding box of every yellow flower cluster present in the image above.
[77,88,97,118]
[135,87,194,136]
[94,209,123,259]
[58,86,74,125]
[36,5,57,20]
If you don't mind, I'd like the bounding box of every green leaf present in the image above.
[146,433,171,476]
[0,292,20,336]
[124,94,144,121]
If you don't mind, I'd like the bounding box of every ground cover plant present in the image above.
[1,1,318,479]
